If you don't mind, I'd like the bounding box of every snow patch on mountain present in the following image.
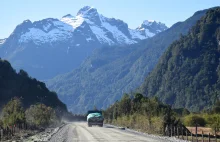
[129,29,146,40]
[86,37,93,42]
[0,39,6,45]
[102,21,136,44]
[89,25,114,45]
[61,15,84,29]
[145,29,155,37]
[19,21,74,44]
[43,23,52,32]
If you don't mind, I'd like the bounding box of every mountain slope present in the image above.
[0,59,67,112]
[0,6,167,80]
[47,8,210,113]
[139,7,220,111]
[0,39,5,48]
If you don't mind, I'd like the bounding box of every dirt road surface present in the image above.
[48,122,186,142]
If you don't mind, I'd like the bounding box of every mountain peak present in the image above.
[62,14,74,18]
[76,6,98,17]
[142,20,156,26]
[137,20,168,34]
[142,20,167,27]
[23,19,32,24]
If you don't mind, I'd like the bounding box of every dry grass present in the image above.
[187,127,219,135]
[181,135,220,142]
[110,114,164,134]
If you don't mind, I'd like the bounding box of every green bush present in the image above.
[2,97,25,127]
[184,114,206,127]
[25,103,58,127]
[204,114,220,131]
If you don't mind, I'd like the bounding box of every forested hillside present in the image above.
[47,8,209,113]
[139,8,220,112]
[0,59,67,112]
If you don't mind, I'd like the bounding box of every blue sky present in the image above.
[0,0,219,39]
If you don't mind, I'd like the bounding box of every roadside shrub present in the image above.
[204,114,220,131]
[2,97,25,127]
[184,114,206,127]
[25,103,58,128]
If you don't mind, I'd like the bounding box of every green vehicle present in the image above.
[87,110,104,127]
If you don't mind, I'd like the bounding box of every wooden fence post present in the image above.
[7,127,9,138]
[202,130,204,142]
[12,126,14,134]
[174,126,175,137]
[181,125,184,140]
[171,125,172,137]
[0,129,3,141]
[196,123,198,142]
[208,133,210,142]
[1,129,2,141]
[215,127,217,142]
[186,130,188,141]
[177,127,179,138]
[191,129,193,142]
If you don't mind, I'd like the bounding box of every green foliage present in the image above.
[25,104,57,127]
[173,108,190,116]
[139,8,220,112]
[118,94,131,116]
[2,98,25,127]
[212,100,220,113]
[182,104,220,132]
[104,93,180,134]
[205,114,220,131]
[183,114,206,127]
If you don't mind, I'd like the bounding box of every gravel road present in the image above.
[47,122,187,142]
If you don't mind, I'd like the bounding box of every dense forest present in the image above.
[0,59,67,112]
[139,8,220,112]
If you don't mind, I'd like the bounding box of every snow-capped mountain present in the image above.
[0,6,167,80]
[18,6,167,46]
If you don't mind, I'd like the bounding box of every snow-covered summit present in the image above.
[14,6,167,46]
[77,6,98,17]
[142,20,156,26]
[137,20,168,35]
